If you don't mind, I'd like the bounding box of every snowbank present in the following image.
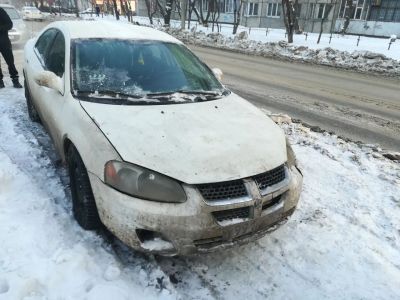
[162,27,400,77]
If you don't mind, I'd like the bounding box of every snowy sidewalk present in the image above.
[0,84,399,299]
[133,16,400,61]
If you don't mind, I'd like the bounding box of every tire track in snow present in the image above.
[155,256,221,300]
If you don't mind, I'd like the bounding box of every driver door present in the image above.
[34,30,66,154]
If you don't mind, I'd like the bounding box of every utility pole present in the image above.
[181,0,187,29]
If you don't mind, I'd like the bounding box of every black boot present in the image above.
[0,80,4,88]
[12,80,22,88]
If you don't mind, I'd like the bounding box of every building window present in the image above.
[296,4,302,17]
[267,2,281,17]
[225,0,234,13]
[202,0,208,11]
[340,0,365,20]
[248,2,259,15]
[219,0,225,13]
[369,0,400,22]
[317,3,332,19]
[309,3,316,19]
[201,0,239,13]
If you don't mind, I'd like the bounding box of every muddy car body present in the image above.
[23,21,303,256]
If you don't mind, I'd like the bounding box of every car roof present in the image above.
[0,4,16,8]
[50,21,183,44]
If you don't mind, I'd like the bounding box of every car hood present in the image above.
[80,93,287,184]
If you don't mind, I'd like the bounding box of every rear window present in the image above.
[3,7,20,20]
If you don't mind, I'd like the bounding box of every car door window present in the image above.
[35,29,57,65]
[46,32,65,77]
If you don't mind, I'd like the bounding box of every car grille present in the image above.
[253,164,286,191]
[197,180,248,202]
[212,206,250,223]
[262,195,282,210]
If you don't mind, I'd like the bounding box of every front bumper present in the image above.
[89,166,303,256]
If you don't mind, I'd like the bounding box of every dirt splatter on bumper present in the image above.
[89,166,303,256]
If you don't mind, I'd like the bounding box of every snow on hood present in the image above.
[80,93,287,184]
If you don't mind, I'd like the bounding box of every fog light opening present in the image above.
[136,229,157,243]
[136,229,175,252]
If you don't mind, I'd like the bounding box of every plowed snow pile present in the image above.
[0,86,399,300]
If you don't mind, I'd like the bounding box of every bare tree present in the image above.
[181,0,187,29]
[120,0,126,16]
[340,0,353,34]
[317,4,332,43]
[293,0,302,33]
[163,0,174,25]
[112,0,119,19]
[125,0,133,22]
[232,0,243,34]
[74,0,80,17]
[282,0,297,43]
[209,0,220,32]
[188,0,196,29]
[145,0,157,24]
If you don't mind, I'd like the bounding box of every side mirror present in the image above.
[212,68,223,81]
[34,71,63,94]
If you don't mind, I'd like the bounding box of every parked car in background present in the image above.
[0,4,26,45]
[22,6,45,21]
[23,21,303,256]
[80,7,95,14]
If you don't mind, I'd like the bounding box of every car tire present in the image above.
[24,79,41,123]
[67,145,101,230]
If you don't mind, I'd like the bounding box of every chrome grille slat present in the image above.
[253,164,286,191]
[212,206,250,223]
[197,180,248,202]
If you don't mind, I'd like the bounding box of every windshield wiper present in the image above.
[147,89,223,97]
[75,90,144,99]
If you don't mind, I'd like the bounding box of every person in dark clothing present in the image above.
[0,7,22,88]
[95,5,100,17]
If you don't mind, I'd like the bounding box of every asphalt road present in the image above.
[5,20,400,152]
[189,45,400,152]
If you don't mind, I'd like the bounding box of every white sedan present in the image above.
[0,4,26,44]
[22,6,45,21]
[23,21,303,255]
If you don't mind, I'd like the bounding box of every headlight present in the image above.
[104,161,186,203]
[286,137,297,167]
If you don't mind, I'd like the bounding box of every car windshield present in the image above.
[71,39,228,105]
[3,7,20,19]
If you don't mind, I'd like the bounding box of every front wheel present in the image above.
[67,145,101,230]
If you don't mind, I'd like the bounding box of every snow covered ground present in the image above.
[1,82,399,299]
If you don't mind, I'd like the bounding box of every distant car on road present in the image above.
[23,21,303,256]
[22,6,45,21]
[0,4,26,45]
